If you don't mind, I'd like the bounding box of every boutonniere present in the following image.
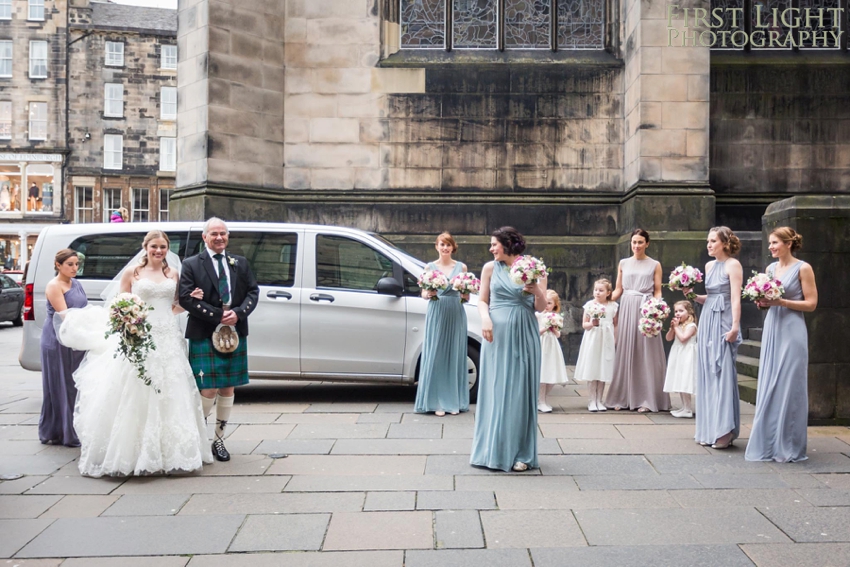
[228,256,237,267]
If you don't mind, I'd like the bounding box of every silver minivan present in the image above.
[19,222,482,398]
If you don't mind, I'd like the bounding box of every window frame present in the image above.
[132,187,150,222]
[0,100,10,140]
[226,231,299,287]
[0,40,11,77]
[159,136,176,172]
[28,101,47,141]
[103,134,123,170]
[105,41,124,67]
[103,83,123,118]
[74,186,94,224]
[102,187,122,222]
[158,188,172,221]
[29,40,48,79]
[161,44,177,69]
[315,234,395,293]
[160,86,177,120]
[28,0,45,21]
[0,0,11,21]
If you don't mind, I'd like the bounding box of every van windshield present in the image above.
[68,231,199,280]
[369,234,424,267]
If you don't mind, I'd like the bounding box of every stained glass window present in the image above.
[558,0,605,49]
[798,0,841,49]
[453,0,498,48]
[505,0,551,49]
[710,0,745,50]
[401,0,446,48]
[750,0,793,49]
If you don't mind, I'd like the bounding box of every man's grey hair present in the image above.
[202,217,229,235]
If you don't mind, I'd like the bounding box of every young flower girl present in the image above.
[573,279,619,412]
[664,300,698,418]
[536,290,569,413]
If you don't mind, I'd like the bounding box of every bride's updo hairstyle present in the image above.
[709,226,741,256]
[136,230,171,277]
[491,226,526,256]
[771,226,803,252]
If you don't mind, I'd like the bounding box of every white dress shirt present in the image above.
[205,247,233,300]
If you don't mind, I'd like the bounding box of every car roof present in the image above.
[40,221,375,239]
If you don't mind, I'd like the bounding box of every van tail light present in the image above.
[23,283,34,321]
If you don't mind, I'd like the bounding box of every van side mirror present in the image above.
[376,277,403,297]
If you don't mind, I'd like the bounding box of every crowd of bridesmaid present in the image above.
[414,225,817,473]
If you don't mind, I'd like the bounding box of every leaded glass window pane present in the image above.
[709,0,745,50]
[401,0,446,48]
[750,0,793,49]
[453,0,498,49]
[557,0,604,49]
[505,0,551,49]
[798,0,841,48]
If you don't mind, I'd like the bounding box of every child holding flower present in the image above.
[535,290,569,412]
[663,300,698,418]
[574,279,618,412]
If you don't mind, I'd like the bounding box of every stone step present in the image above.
[736,354,760,379]
[738,374,758,405]
[747,328,763,342]
[738,339,762,359]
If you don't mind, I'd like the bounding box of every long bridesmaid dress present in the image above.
[414,261,469,414]
[39,278,88,446]
[694,261,741,445]
[746,261,809,462]
[605,257,670,412]
[470,261,541,471]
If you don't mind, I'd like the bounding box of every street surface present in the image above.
[1,323,849,566]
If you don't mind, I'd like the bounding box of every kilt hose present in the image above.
[189,338,249,390]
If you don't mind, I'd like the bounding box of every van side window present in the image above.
[69,232,194,280]
[225,232,298,287]
[403,271,421,296]
[316,234,393,291]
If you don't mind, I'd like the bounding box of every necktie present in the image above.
[213,253,231,306]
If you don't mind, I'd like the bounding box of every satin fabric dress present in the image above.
[573,300,618,384]
[605,257,670,411]
[470,261,541,471]
[414,261,470,414]
[746,261,809,462]
[694,261,741,445]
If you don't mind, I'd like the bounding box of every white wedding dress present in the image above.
[72,278,213,477]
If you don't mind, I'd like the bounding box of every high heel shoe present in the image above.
[711,434,734,450]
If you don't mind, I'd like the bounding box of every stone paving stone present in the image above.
[224,424,296,441]
[39,495,119,518]
[615,424,702,439]
[531,544,755,567]
[323,511,433,550]
[693,474,795,489]
[229,513,330,552]
[180,492,365,515]
[16,515,245,557]
[796,488,850,506]
[290,424,390,439]
[62,558,189,567]
[0,414,33,424]
[305,403,378,413]
[387,423,443,439]
[253,439,336,455]
[268,455,426,476]
[574,508,791,546]
[558,438,708,455]
[0,559,62,567]
[670,489,811,508]
[285,475,454,493]
[495,489,680,510]
[574,474,703,490]
[0,494,61,518]
[0,475,48,494]
[426,455,541,476]
[441,423,473,439]
[0,425,39,440]
[332,439,472,455]
[0,440,52,455]
[187,550,405,567]
[0,454,76,476]
[435,510,484,549]
[648,454,778,475]
[538,413,652,425]
[740,543,850,567]
[757,506,850,542]
[234,403,310,414]
[357,413,403,424]
[196,454,273,476]
[784,453,850,473]
[538,424,623,439]
[540,455,656,476]
[816,474,850,489]
[778,474,827,489]
[113,476,290,495]
[454,475,579,492]
[417,490,495,510]
[217,440,261,455]
[375,403,418,413]
[480,510,586,548]
[806,437,850,453]
[0,518,54,558]
[227,413,282,424]
[275,413,360,424]
[102,494,191,516]
[538,438,563,455]
[402,413,475,424]
[405,549,532,567]
[27,476,126,495]
[364,491,416,511]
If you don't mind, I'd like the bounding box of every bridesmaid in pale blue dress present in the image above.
[746,227,818,463]
[685,227,743,449]
[415,232,470,416]
[470,227,546,472]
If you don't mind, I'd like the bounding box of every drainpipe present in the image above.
[63,13,92,224]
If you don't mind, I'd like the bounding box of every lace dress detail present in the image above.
[73,278,213,477]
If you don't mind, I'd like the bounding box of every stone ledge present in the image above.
[379,49,623,68]
[711,50,850,65]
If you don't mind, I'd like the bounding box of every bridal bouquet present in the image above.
[105,292,157,391]
[586,302,607,320]
[742,271,784,309]
[638,297,670,338]
[450,272,480,303]
[666,262,703,300]
[544,312,564,334]
[509,256,549,294]
[418,268,449,301]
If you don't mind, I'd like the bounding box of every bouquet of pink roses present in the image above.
[586,302,607,320]
[450,272,480,303]
[638,297,670,338]
[742,271,784,309]
[544,312,564,334]
[106,292,157,391]
[509,255,549,294]
[418,268,449,301]
[666,262,703,300]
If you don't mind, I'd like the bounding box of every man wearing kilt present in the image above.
[179,217,259,461]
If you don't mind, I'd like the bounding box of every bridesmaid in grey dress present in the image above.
[686,227,743,449]
[606,229,670,413]
[746,227,818,462]
[39,249,87,447]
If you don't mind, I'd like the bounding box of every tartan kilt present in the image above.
[189,337,249,390]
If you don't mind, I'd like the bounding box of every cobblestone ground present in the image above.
[1,323,849,566]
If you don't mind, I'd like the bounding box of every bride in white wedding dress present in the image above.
[66,230,213,477]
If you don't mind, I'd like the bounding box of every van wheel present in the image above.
[466,342,480,403]
[12,305,23,327]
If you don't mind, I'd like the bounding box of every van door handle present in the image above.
[309,293,335,303]
[267,291,292,300]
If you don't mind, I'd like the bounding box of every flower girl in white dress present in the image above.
[536,290,569,413]
[663,300,698,418]
[573,279,619,412]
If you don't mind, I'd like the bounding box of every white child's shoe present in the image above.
[538,402,553,413]
[672,408,693,418]
[595,400,607,412]
[588,400,597,412]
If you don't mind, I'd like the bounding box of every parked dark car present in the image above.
[0,273,24,326]
[2,270,24,287]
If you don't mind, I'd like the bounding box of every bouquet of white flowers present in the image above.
[450,272,480,303]
[742,271,785,309]
[638,297,670,338]
[509,256,549,294]
[586,302,607,320]
[544,312,564,334]
[666,262,703,300]
[418,269,449,301]
[106,292,157,391]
